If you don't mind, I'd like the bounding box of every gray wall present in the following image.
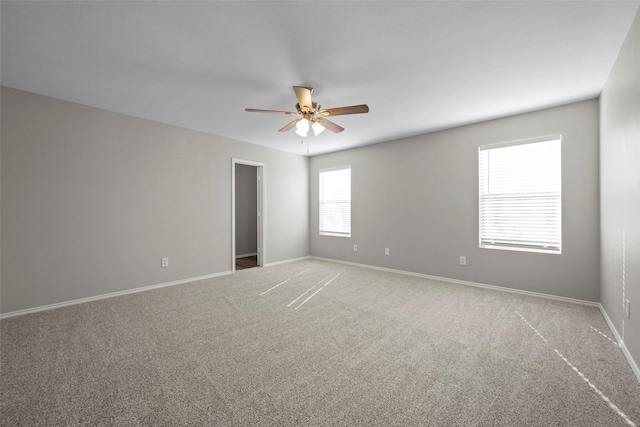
[235,164,258,257]
[600,9,640,373]
[1,87,309,314]
[310,100,600,302]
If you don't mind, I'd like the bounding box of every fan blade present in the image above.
[319,104,369,116]
[316,117,344,133]
[293,86,313,111]
[278,119,300,132]
[245,108,298,115]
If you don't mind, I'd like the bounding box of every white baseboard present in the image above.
[311,256,599,307]
[1,256,310,318]
[264,255,311,267]
[236,252,258,259]
[0,270,232,320]
[598,304,640,384]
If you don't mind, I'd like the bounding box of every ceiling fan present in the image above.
[245,86,369,137]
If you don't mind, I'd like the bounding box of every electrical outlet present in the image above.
[460,256,467,266]
[626,299,631,319]
[354,244,358,252]
[161,258,169,267]
[385,248,390,256]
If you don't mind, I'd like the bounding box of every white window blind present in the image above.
[479,137,561,253]
[319,167,351,237]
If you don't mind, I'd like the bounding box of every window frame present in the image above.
[478,135,562,254]
[319,165,351,238]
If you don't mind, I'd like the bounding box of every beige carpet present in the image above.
[1,259,639,426]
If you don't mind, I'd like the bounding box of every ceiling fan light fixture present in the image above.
[246,86,368,136]
[311,120,325,136]
[295,118,309,137]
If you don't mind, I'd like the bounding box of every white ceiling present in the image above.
[2,1,639,156]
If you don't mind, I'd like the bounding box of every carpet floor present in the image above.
[1,259,639,426]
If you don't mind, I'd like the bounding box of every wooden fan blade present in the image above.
[319,104,369,116]
[278,119,300,132]
[316,117,344,133]
[245,108,298,115]
[293,86,313,111]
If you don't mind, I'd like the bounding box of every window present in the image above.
[319,166,351,237]
[479,136,561,253]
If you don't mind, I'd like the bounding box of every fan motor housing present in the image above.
[296,102,321,115]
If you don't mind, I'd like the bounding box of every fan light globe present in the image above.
[312,121,325,136]
[295,118,309,137]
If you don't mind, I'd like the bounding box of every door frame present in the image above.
[231,158,265,272]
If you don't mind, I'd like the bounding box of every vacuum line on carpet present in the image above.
[515,311,547,342]
[260,268,312,296]
[288,286,316,307]
[295,287,324,310]
[589,326,620,347]
[553,348,637,427]
[317,275,332,285]
[320,273,341,288]
[260,278,291,295]
[516,311,637,427]
[294,273,341,310]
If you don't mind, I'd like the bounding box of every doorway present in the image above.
[232,159,265,272]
